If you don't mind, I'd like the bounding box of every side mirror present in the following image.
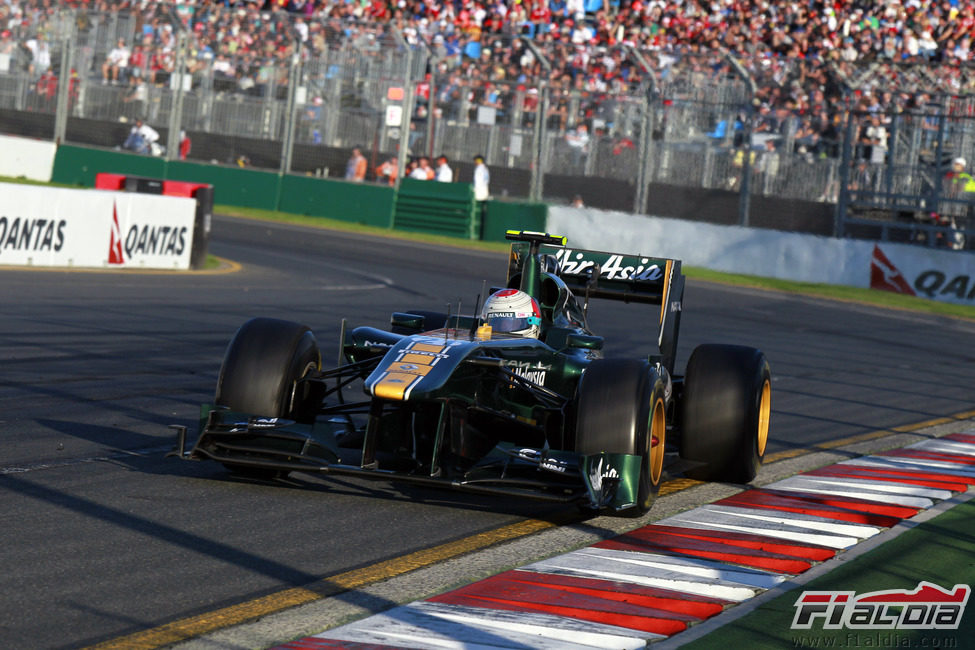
[567,334,604,350]
[391,312,425,331]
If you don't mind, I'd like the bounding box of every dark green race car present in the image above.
[171,231,771,516]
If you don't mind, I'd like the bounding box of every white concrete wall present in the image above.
[0,135,57,182]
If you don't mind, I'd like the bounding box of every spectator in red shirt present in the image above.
[179,130,191,160]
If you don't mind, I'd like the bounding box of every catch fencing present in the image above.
[1,6,975,249]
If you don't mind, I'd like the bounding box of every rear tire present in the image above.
[215,318,321,479]
[575,359,667,517]
[679,344,771,483]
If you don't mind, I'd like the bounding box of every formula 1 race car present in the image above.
[170,231,771,516]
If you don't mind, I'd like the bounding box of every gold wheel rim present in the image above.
[649,396,666,485]
[756,378,771,457]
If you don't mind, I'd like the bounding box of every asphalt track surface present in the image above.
[2,216,975,649]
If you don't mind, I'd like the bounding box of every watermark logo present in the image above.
[792,582,970,630]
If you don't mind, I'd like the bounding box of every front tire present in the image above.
[679,344,771,483]
[214,318,321,479]
[215,317,321,421]
[574,359,667,517]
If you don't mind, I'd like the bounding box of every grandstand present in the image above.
[1,0,973,248]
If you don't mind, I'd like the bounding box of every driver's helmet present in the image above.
[481,289,542,338]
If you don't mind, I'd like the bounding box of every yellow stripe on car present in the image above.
[412,342,447,354]
[374,372,423,400]
[372,341,446,400]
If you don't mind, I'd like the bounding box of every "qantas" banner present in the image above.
[869,243,975,305]
[0,182,196,269]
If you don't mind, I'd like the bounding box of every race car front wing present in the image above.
[169,406,642,512]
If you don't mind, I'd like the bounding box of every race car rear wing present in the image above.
[505,231,685,371]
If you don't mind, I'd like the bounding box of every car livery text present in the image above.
[554,248,664,282]
[504,360,551,385]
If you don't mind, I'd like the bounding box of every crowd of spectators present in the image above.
[1,0,974,163]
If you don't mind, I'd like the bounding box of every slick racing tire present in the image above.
[215,317,321,421]
[215,318,321,479]
[574,359,667,517]
[679,344,771,483]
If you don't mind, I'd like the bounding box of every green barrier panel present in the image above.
[167,161,280,210]
[393,178,477,238]
[51,144,541,241]
[481,199,548,242]
[52,145,396,221]
[52,145,166,187]
[279,174,394,228]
